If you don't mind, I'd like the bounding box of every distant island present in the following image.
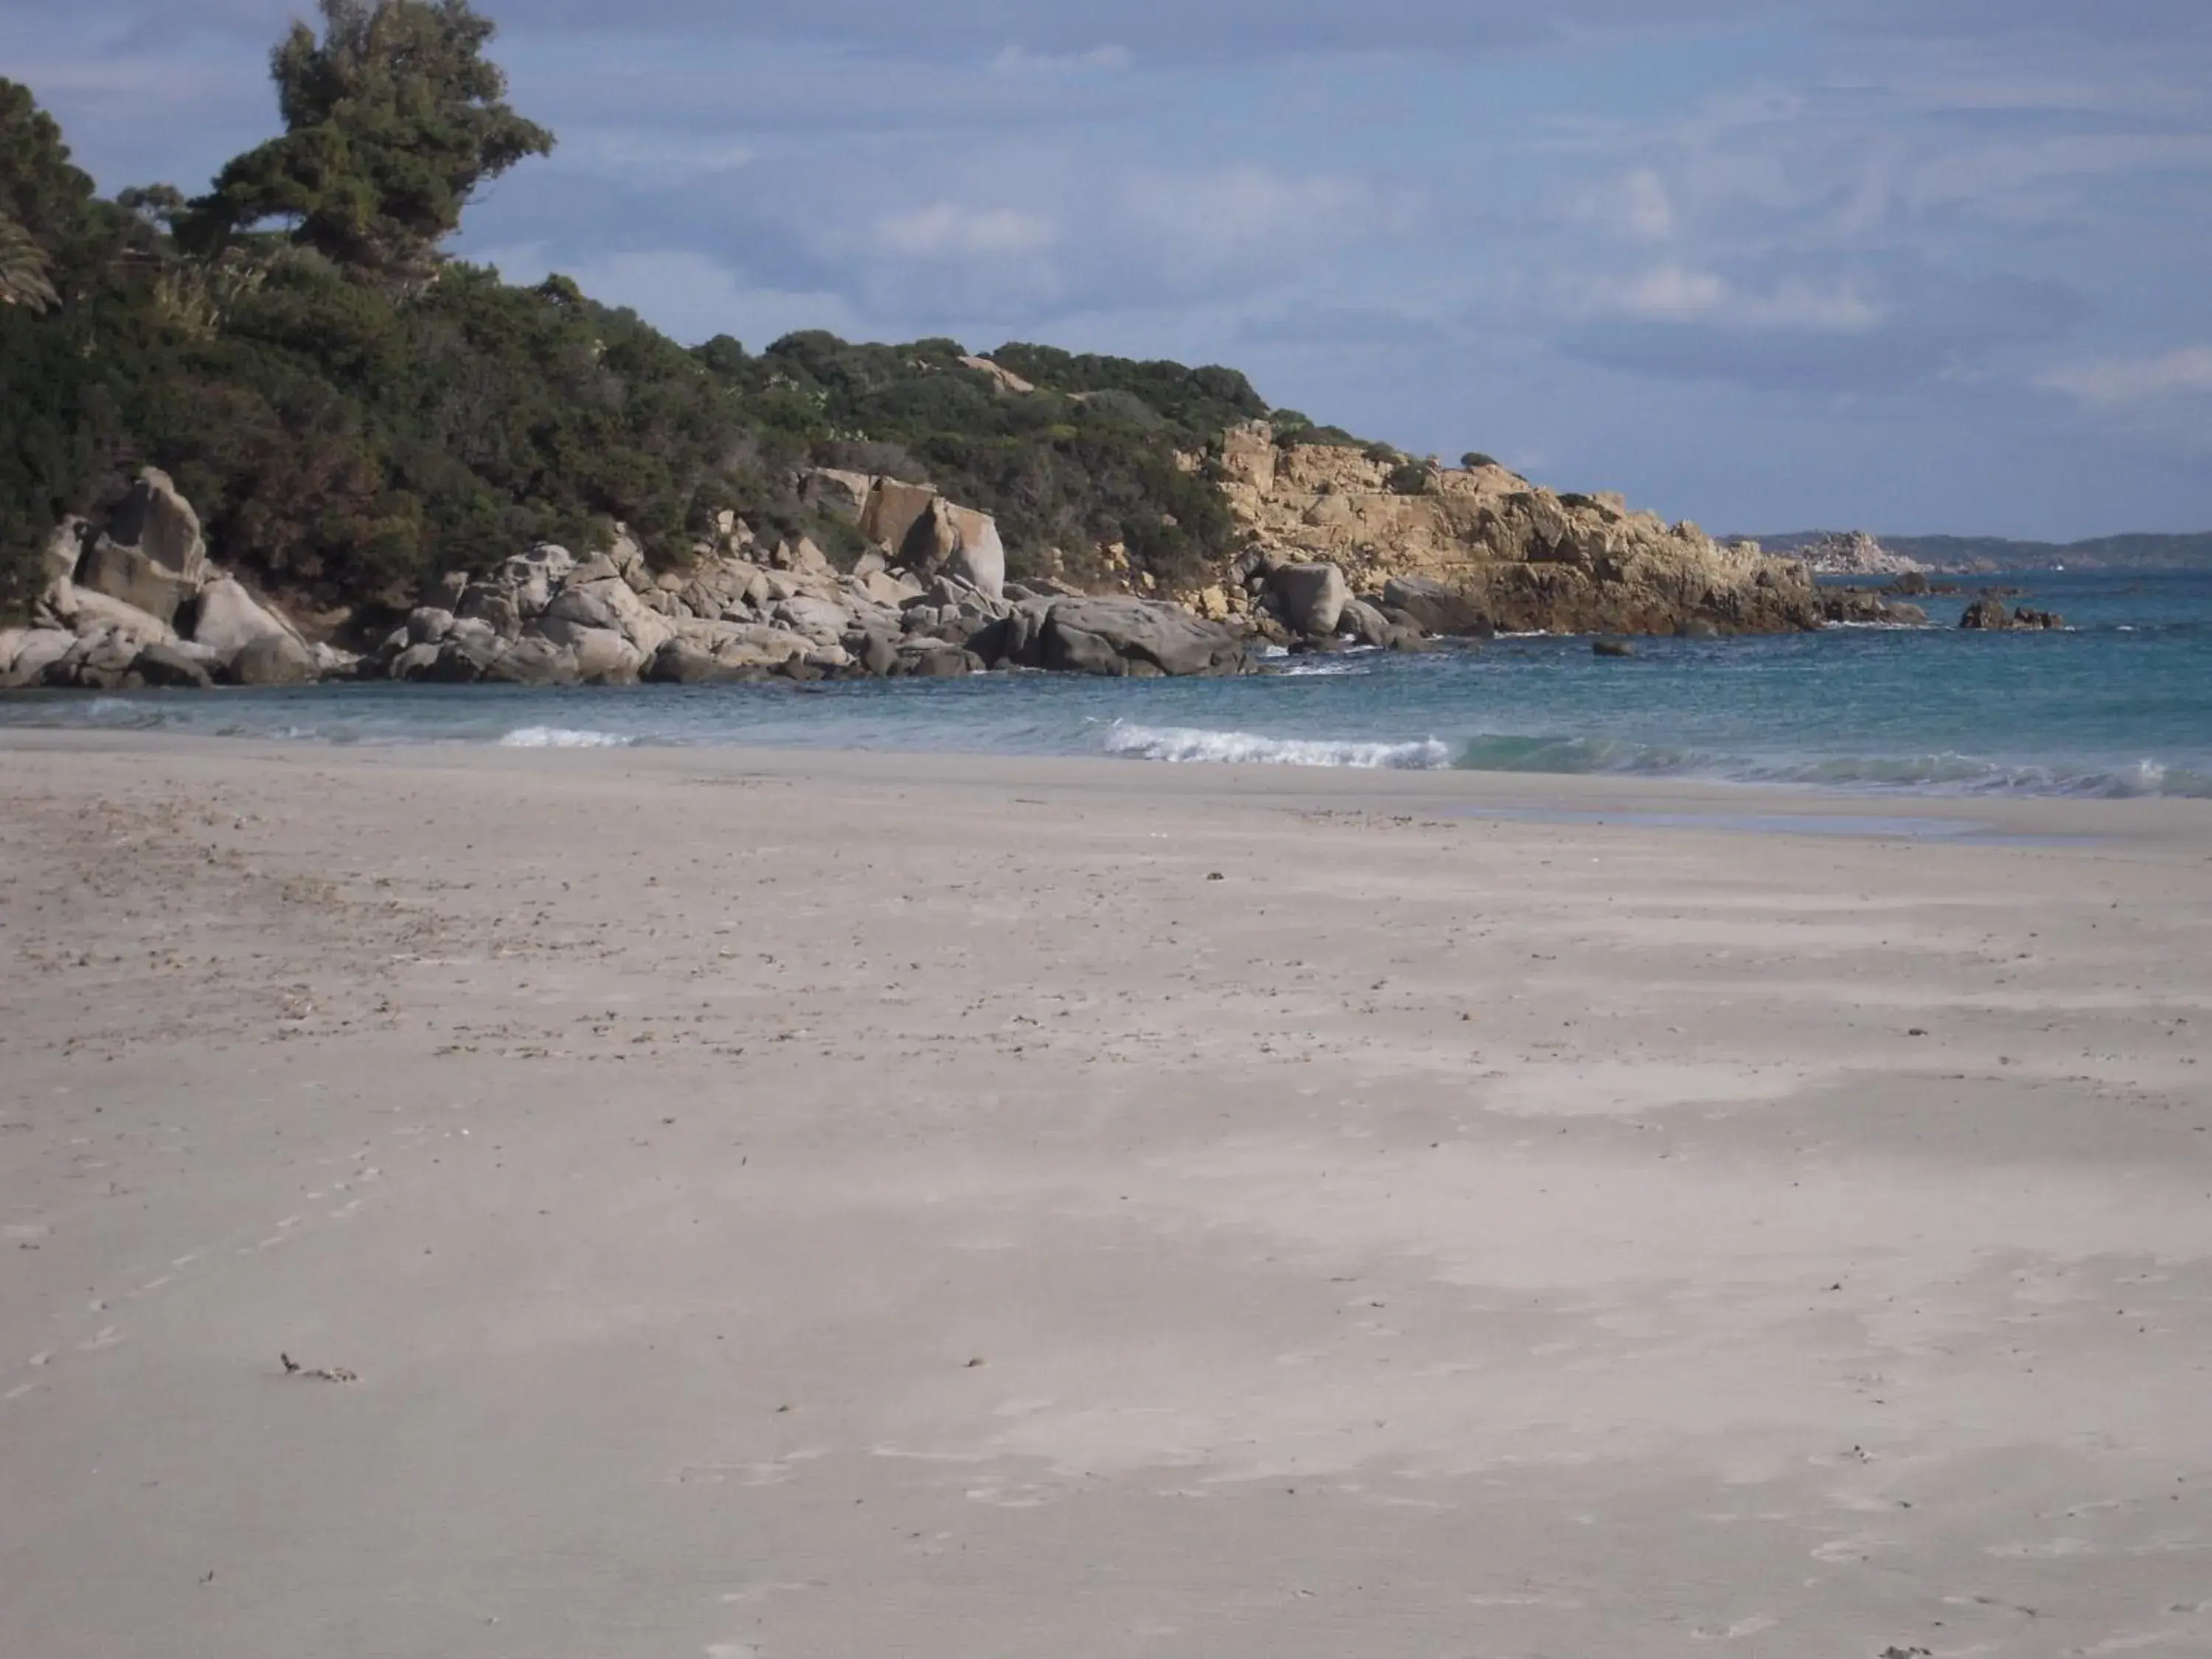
[1747,529,2212,574]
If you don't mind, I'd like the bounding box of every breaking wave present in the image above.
[1102,720,1450,770]
[1098,721,2211,796]
[498,726,636,748]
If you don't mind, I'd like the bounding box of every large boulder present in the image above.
[1381,575,1495,638]
[889,641,977,678]
[189,577,305,659]
[851,566,923,608]
[859,479,941,554]
[569,627,645,685]
[773,594,854,644]
[46,627,145,689]
[229,632,319,686]
[1269,562,1349,636]
[455,582,524,640]
[104,468,207,583]
[897,498,1006,600]
[494,545,575,617]
[801,467,874,519]
[479,636,581,686]
[643,640,768,684]
[73,470,209,625]
[707,625,818,669]
[75,539,195,625]
[386,641,445,681]
[0,629,75,689]
[539,577,674,656]
[62,586,175,647]
[1006,597,1253,678]
[42,518,88,589]
[130,641,215,689]
[1337,597,1422,650]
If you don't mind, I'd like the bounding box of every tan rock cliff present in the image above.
[1207,424,1820,636]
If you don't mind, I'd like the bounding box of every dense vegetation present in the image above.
[0,0,1322,631]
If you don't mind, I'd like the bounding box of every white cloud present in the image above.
[1902,133,2212,220]
[1573,265,1886,333]
[2041,344,2212,408]
[1566,167,1677,242]
[872,203,1059,259]
[1121,166,1414,266]
[569,133,756,178]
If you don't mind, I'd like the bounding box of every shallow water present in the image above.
[5,569,2208,799]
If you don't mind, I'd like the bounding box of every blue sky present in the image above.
[9,1,2212,538]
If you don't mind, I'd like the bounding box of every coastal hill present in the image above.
[0,1,1893,686]
[1750,529,2212,574]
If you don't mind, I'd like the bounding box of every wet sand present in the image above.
[3,734,2209,1658]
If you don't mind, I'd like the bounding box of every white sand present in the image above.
[2,734,2209,1657]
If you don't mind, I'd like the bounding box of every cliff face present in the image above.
[1202,424,1822,636]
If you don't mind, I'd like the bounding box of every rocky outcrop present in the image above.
[353,518,1255,689]
[10,471,361,689]
[804,469,1007,600]
[994,596,1255,678]
[1819,588,1929,626]
[69,469,210,625]
[1207,425,1823,637]
[1795,531,1926,578]
[189,577,307,661]
[1961,596,2065,631]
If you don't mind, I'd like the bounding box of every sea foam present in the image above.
[498,726,636,748]
[1103,720,1450,770]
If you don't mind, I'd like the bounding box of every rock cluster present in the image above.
[1795,531,1927,578]
[359,479,1254,686]
[1960,596,2066,631]
[1202,425,1823,636]
[1,470,352,690]
[1818,588,1930,626]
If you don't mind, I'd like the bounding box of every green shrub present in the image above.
[1385,459,1433,496]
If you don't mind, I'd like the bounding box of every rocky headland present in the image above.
[1,442,1843,692]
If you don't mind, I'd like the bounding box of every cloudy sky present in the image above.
[10,1,2212,537]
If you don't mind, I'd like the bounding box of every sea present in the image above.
[5,570,2208,800]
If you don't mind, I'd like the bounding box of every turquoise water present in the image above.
[5,570,2208,799]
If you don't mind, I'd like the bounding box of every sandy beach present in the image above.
[3,733,2209,1658]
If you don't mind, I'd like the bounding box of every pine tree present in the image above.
[181,0,553,278]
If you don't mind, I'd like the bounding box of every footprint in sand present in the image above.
[1989,1536,2097,1558]
[1691,1616,1778,1640]
[1811,1530,1896,1562]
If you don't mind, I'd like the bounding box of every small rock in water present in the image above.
[1592,637,1635,658]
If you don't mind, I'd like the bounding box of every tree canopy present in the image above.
[182,0,553,276]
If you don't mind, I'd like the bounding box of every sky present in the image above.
[8,1,2212,538]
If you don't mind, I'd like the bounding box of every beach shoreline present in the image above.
[4,735,2209,1658]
